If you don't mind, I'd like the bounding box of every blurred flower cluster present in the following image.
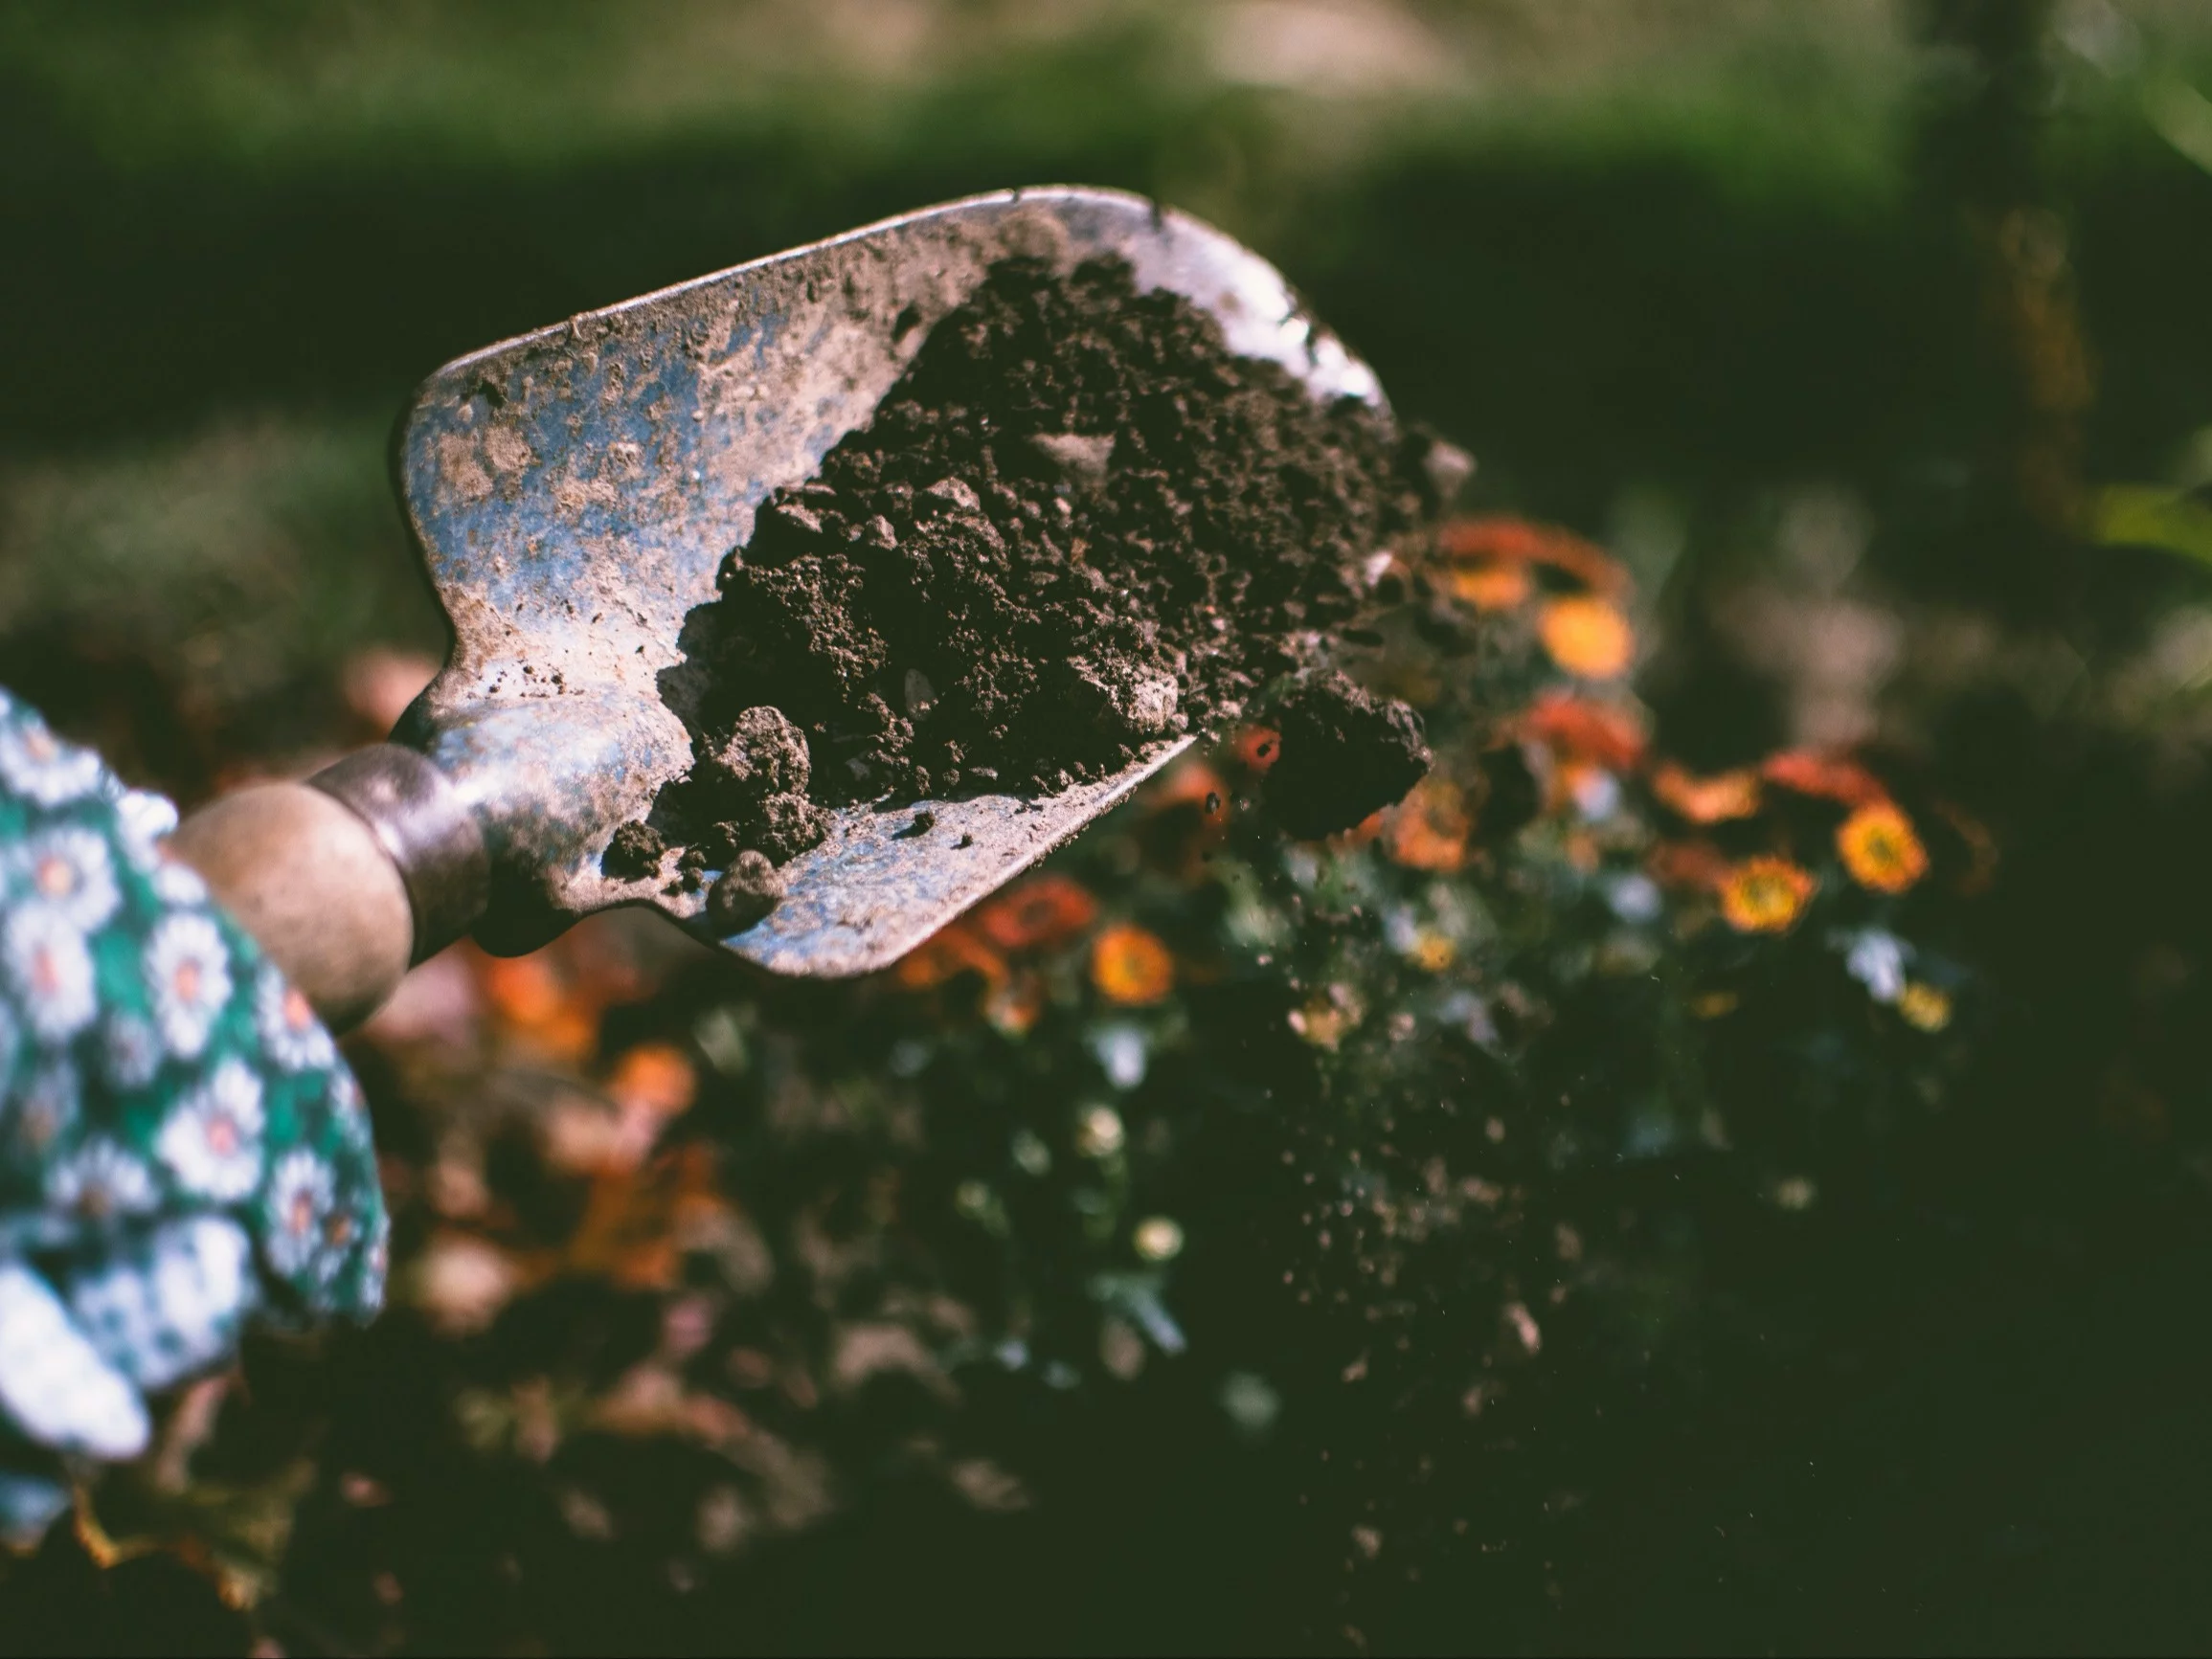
[48,514,1992,1649]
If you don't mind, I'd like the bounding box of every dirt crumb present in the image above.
[708,849,786,931]
[603,819,666,879]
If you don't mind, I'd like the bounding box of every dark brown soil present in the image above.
[630,254,1448,891]
[1264,669,1432,841]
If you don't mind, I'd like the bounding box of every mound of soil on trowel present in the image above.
[630,254,1451,901]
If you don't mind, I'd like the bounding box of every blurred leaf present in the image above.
[2092,483,2212,565]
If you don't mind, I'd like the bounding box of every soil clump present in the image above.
[1265,669,1433,840]
[629,253,1448,898]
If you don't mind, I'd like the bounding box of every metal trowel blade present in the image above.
[390,187,1388,975]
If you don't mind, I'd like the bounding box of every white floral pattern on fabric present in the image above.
[98,1011,161,1092]
[0,691,384,1539]
[68,1215,258,1392]
[143,909,233,1061]
[262,1147,336,1281]
[0,1468,71,1549]
[255,962,336,1073]
[45,1134,160,1223]
[148,855,210,907]
[14,824,120,932]
[357,1205,391,1307]
[111,789,178,870]
[1,902,97,1045]
[0,717,102,808]
[156,1056,265,1201]
[8,1058,79,1162]
[328,1069,373,1153]
[0,1263,148,1459]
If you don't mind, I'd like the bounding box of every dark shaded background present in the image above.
[12,2,2212,1651]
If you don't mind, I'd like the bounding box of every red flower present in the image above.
[894,925,1006,990]
[1524,692,1646,771]
[1760,750,1887,807]
[974,874,1098,953]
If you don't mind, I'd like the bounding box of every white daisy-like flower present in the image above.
[263,1147,336,1280]
[8,1058,79,1160]
[143,910,232,1060]
[0,716,102,807]
[2,903,97,1044]
[13,824,120,931]
[45,1135,158,1222]
[157,1057,265,1202]
[325,1068,373,1154]
[98,1011,161,1092]
[255,964,335,1073]
[149,855,210,907]
[112,789,178,871]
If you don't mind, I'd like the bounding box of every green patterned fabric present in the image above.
[0,687,385,1543]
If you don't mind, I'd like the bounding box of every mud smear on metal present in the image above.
[390,189,1398,975]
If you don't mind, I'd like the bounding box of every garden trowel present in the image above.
[168,188,1392,1029]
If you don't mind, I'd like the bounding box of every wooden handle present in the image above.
[169,781,417,1033]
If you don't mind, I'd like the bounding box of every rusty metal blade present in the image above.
[389,187,1387,975]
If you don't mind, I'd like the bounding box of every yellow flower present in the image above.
[1409,931,1456,973]
[1719,857,1817,933]
[1898,982,1952,1032]
[1538,595,1635,680]
[1090,923,1175,1005]
[1837,802,1929,895]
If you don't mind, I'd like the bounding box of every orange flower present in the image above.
[975,874,1098,953]
[1539,596,1635,680]
[1760,749,1887,807]
[1837,802,1929,894]
[479,950,597,1061]
[1719,856,1817,933]
[1384,778,1470,872]
[1091,923,1175,1005]
[1651,763,1762,824]
[606,1042,697,1122]
[894,924,1006,990]
[482,952,566,1027]
[1443,562,1533,613]
[1524,692,1646,770]
[1437,517,1628,594]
